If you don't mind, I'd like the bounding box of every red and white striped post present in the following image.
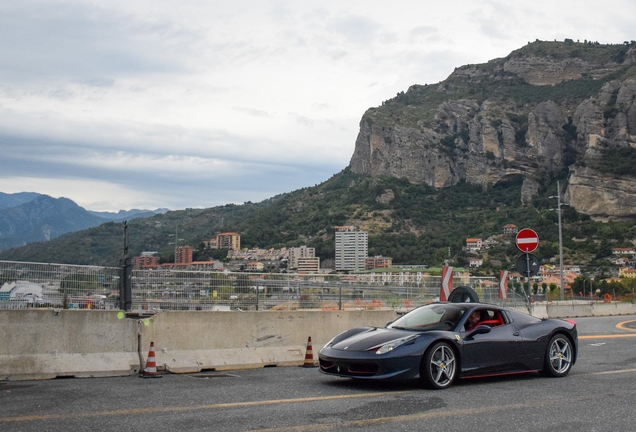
[440,266,454,301]
[499,270,509,299]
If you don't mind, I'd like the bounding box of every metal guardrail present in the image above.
[0,260,528,311]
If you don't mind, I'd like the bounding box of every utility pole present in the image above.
[119,221,132,311]
[174,224,179,267]
[550,181,566,301]
[169,224,183,268]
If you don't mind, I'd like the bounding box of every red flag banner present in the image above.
[499,270,509,299]
[440,266,454,301]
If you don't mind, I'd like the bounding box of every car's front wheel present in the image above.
[420,342,457,389]
[542,334,573,377]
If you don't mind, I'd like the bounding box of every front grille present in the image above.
[320,358,378,376]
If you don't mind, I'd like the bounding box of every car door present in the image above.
[459,311,523,376]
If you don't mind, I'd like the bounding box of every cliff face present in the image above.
[349,40,636,220]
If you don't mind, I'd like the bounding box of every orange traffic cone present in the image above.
[300,336,317,368]
[140,341,162,378]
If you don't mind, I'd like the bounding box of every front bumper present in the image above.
[318,346,422,381]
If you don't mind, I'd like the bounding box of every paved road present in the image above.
[2,315,636,431]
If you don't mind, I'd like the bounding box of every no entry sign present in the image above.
[516,228,539,253]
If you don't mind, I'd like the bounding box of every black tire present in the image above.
[420,342,457,389]
[447,286,480,303]
[542,334,573,377]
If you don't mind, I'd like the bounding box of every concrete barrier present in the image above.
[545,302,636,318]
[0,310,139,381]
[3,304,636,381]
[592,302,636,316]
[140,310,397,373]
[0,309,397,380]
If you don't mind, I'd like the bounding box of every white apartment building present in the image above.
[289,246,315,269]
[334,226,368,272]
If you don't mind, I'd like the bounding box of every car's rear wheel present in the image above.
[542,334,573,377]
[420,342,457,389]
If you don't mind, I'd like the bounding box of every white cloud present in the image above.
[0,0,635,211]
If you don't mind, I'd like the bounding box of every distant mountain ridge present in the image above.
[0,192,42,209]
[89,208,169,221]
[0,192,168,252]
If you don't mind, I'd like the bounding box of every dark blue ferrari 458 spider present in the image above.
[318,300,577,389]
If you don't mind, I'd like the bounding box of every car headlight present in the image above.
[373,334,419,355]
[322,337,335,350]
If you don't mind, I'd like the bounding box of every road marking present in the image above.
[579,334,636,339]
[248,379,636,432]
[588,368,636,376]
[616,320,636,332]
[0,391,414,423]
[4,367,636,427]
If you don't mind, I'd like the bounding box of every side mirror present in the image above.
[466,324,491,339]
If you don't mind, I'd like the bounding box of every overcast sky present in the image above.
[1,1,634,212]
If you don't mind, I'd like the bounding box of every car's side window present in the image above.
[464,308,508,331]
[480,309,505,327]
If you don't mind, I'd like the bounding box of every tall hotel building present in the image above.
[334,226,368,272]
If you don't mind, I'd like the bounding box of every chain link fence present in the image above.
[0,260,120,309]
[0,260,528,312]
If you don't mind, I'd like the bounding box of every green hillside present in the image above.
[2,168,635,276]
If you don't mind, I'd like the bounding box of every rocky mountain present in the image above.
[349,40,636,221]
[0,193,169,252]
[0,195,107,252]
[0,192,42,209]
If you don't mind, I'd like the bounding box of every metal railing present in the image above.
[0,260,527,311]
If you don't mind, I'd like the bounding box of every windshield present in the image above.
[388,304,467,331]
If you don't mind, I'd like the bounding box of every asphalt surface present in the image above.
[2,315,636,431]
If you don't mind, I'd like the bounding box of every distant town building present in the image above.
[469,258,483,268]
[619,267,636,278]
[613,247,636,255]
[133,251,159,269]
[246,261,264,272]
[189,261,223,270]
[465,238,483,251]
[175,246,193,264]
[503,224,518,235]
[297,257,320,273]
[227,247,288,261]
[334,226,368,271]
[208,232,241,250]
[365,256,393,270]
[289,246,315,269]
